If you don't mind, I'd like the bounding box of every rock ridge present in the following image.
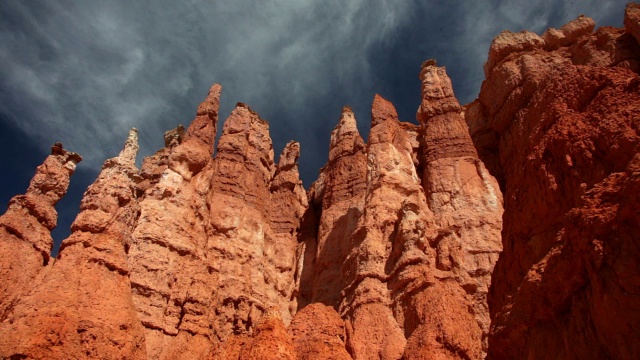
[0,5,638,360]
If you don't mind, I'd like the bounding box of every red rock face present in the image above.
[128,85,222,360]
[0,143,81,338]
[295,85,501,359]
[216,308,297,360]
[206,102,306,343]
[0,84,501,360]
[417,62,503,354]
[467,9,640,360]
[301,106,368,309]
[0,133,147,359]
[1,6,638,360]
[288,303,351,360]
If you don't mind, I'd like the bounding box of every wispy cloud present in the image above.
[0,0,629,188]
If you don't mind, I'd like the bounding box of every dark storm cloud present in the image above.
[0,0,630,246]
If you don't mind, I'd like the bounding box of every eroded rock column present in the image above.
[0,131,147,359]
[0,143,80,319]
[128,84,221,359]
[417,61,503,355]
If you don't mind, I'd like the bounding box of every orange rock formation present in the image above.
[467,4,640,359]
[0,4,639,360]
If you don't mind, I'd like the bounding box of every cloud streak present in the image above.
[0,1,630,243]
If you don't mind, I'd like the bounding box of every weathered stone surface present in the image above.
[207,101,307,351]
[301,106,367,309]
[371,93,399,128]
[127,86,222,359]
[0,131,146,360]
[468,12,640,360]
[2,6,638,359]
[484,31,545,77]
[0,143,80,322]
[288,303,351,360]
[418,62,503,355]
[297,86,501,359]
[216,308,296,360]
[270,141,309,316]
[341,108,429,360]
[543,15,595,50]
[625,2,640,43]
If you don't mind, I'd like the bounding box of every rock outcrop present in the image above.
[127,85,222,359]
[0,143,81,325]
[417,61,503,354]
[0,132,146,359]
[302,106,368,309]
[467,8,640,360]
[288,303,351,360]
[295,80,502,359]
[1,5,639,360]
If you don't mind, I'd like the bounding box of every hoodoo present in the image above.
[0,4,638,360]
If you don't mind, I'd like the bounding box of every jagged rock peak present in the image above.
[371,93,399,128]
[23,143,82,224]
[221,102,272,139]
[0,142,82,338]
[0,141,81,253]
[117,127,139,164]
[213,100,275,204]
[70,128,142,236]
[483,30,544,76]
[328,105,365,162]
[196,83,222,117]
[234,101,265,121]
[163,124,185,147]
[51,142,82,164]
[185,83,221,149]
[416,61,462,122]
[543,15,595,50]
[277,140,301,171]
[419,58,437,74]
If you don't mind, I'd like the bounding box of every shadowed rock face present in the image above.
[467,7,640,360]
[0,5,638,360]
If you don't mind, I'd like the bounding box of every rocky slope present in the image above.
[0,4,638,360]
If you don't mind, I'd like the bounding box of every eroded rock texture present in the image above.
[298,106,368,310]
[295,78,502,359]
[467,9,640,360]
[417,61,503,355]
[0,78,501,359]
[126,84,223,360]
[0,132,147,359]
[0,143,81,322]
[1,5,638,360]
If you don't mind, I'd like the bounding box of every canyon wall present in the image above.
[0,4,638,360]
[467,4,640,359]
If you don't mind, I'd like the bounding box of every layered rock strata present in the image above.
[0,79,502,359]
[467,8,640,359]
[0,143,81,323]
[296,76,502,359]
[302,106,368,309]
[0,5,638,360]
[127,84,222,359]
[0,132,146,359]
[417,61,503,353]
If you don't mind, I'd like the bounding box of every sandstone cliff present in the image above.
[467,5,640,359]
[0,4,638,360]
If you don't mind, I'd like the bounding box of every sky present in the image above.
[0,0,630,251]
